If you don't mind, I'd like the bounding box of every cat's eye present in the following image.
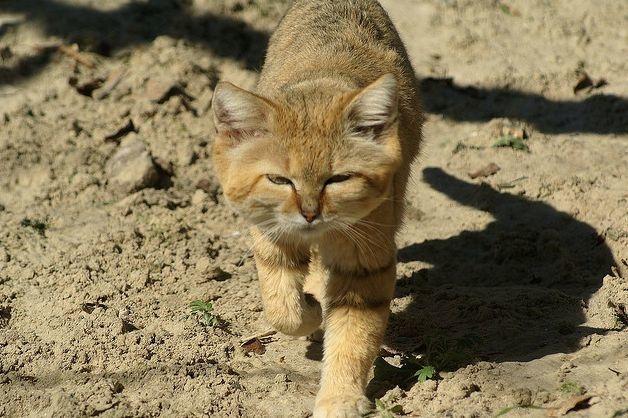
[325,174,352,185]
[267,175,293,185]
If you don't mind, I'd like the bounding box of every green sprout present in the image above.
[559,381,584,395]
[414,365,436,383]
[373,398,403,418]
[189,300,219,326]
[493,135,529,152]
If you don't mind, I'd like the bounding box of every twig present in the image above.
[239,330,276,344]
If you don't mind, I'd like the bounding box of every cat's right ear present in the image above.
[212,82,272,140]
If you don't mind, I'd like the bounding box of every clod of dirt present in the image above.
[194,256,212,272]
[69,75,105,97]
[142,77,193,103]
[105,135,160,193]
[468,163,501,179]
[547,394,596,417]
[196,258,231,282]
[511,388,533,407]
[103,118,137,143]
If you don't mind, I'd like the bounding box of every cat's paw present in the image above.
[313,395,371,418]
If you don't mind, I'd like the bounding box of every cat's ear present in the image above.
[212,82,273,139]
[344,74,398,138]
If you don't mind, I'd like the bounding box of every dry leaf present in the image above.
[241,337,266,355]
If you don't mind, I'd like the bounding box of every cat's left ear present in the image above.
[344,74,399,138]
[212,81,273,140]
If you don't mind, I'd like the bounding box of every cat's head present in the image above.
[211,74,401,240]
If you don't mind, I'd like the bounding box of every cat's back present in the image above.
[258,0,417,97]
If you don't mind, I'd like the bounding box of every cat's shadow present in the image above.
[307,167,616,392]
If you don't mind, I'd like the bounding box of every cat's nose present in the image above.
[301,210,319,223]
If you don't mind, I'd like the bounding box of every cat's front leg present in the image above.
[253,228,322,336]
[313,260,396,418]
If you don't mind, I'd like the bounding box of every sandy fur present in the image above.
[212,1,423,416]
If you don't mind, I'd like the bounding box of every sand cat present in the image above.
[212,0,423,416]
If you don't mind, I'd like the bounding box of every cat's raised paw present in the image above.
[313,395,371,418]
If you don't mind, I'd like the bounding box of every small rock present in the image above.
[195,256,213,273]
[205,266,231,282]
[118,306,131,322]
[106,136,160,193]
[468,162,500,179]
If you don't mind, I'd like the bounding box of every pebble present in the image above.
[106,136,160,193]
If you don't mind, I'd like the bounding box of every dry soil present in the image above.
[1,1,627,417]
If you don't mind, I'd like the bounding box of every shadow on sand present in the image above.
[307,167,615,395]
[3,1,628,136]
[0,0,269,85]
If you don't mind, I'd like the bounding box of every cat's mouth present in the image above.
[286,218,330,237]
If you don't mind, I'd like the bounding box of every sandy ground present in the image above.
[1,0,627,417]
